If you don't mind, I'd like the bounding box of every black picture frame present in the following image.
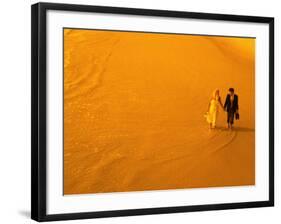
[31,2,274,222]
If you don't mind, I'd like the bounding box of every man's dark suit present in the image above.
[224,94,239,125]
[224,94,239,113]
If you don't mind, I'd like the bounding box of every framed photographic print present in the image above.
[31,2,274,222]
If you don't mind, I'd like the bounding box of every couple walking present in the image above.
[206,88,239,130]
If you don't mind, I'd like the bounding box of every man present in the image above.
[224,88,239,130]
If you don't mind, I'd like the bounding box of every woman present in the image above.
[205,89,224,129]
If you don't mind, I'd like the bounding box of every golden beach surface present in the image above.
[63,29,255,195]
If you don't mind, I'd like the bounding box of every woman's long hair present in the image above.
[212,89,220,99]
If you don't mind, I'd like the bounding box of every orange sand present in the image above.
[63,29,255,195]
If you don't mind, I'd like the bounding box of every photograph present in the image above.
[63,28,255,195]
[0,0,278,223]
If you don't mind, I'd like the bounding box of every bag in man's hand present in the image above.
[235,113,240,120]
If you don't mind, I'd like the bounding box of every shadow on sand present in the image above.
[234,127,255,132]
[215,126,255,132]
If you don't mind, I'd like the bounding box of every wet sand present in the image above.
[63,29,255,195]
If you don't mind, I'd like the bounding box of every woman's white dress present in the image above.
[206,96,220,127]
